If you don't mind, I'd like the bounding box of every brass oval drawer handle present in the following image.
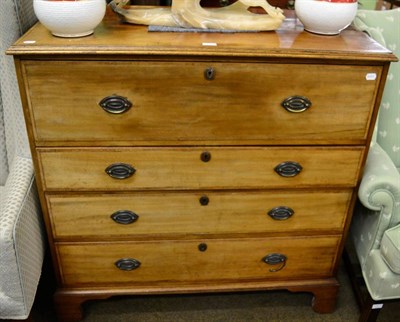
[99,95,132,114]
[204,67,216,81]
[115,258,141,271]
[274,161,303,177]
[268,206,294,220]
[111,210,139,225]
[105,163,136,179]
[262,253,287,272]
[281,96,312,113]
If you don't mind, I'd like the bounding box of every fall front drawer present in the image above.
[56,236,340,287]
[23,61,380,145]
[47,190,352,239]
[38,147,364,191]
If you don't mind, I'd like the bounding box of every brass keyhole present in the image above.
[198,243,208,252]
[199,195,209,206]
[201,151,211,162]
[204,67,215,81]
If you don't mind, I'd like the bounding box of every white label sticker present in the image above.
[366,73,377,81]
[372,304,384,309]
[202,42,217,47]
[23,40,36,44]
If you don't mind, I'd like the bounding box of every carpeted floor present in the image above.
[79,263,399,322]
[31,261,399,322]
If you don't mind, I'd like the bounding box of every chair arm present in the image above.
[0,156,34,230]
[358,143,400,226]
[0,156,44,319]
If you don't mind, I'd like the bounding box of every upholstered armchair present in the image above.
[347,8,400,322]
[0,0,45,319]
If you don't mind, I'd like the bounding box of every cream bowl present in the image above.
[295,0,358,35]
[33,0,106,38]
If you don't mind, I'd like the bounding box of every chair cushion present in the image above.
[381,226,400,274]
[363,249,400,301]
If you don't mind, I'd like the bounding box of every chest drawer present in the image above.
[23,61,380,145]
[56,236,340,287]
[38,147,363,191]
[47,190,352,240]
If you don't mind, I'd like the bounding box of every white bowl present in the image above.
[295,0,358,35]
[33,0,106,38]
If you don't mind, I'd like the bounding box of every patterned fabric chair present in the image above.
[0,0,45,319]
[347,8,400,322]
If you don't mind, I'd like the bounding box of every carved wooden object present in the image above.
[110,0,285,30]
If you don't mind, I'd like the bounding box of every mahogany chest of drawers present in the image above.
[8,11,395,322]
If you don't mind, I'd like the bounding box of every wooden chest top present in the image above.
[7,9,396,63]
